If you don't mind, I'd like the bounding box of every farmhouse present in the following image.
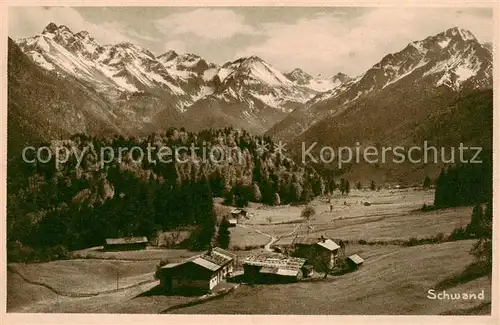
[243,255,308,283]
[156,247,235,294]
[292,236,341,270]
[104,236,148,251]
[346,254,364,271]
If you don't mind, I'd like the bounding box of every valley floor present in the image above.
[6,189,491,314]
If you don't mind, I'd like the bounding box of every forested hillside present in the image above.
[7,128,325,262]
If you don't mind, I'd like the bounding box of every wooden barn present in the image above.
[292,236,341,270]
[104,236,148,251]
[243,255,307,283]
[156,247,235,294]
[346,254,364,270]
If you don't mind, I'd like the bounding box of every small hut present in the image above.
[346,254,364,270]
[104,236,148,251]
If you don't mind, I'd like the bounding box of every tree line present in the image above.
[7,127,327,262]
[433,152,492,208]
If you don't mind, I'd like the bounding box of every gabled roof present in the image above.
[243,255,306,271]
[192,257,221,271]
[162,247,235,273]
[105,236,148,245]
[212,247,237,260]
[348,254,364,265]
[201,249,234,268]
[317,239,340,251]
[292,236,319,245]
[292,236,340,251]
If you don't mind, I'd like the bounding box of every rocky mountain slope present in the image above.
[14,23,324,135]
[285,68,352,92]
[10,24,493,183]
[7,37,128,154]
[281,28,493,184]
[172,56,319,133]
[267,27,493,142]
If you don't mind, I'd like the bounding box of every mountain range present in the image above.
[266,27,492,141]
[13,23,345,136]
[9,24,493,181]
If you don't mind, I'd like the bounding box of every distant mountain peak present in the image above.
[245,55,264,62]
[284,69,352,92]
[285,68,313,86]
[42,22,59,34]
[75,30,91,39]
[227,55,266,68]
[287,68,312,77]
[332,72,351,83]
[158,50,179,61]
[42,22,73,35]
[443,26,477,41]
[290,67,306,74]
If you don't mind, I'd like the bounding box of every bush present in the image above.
[420,204,436,211]
[448,228,470,241]
[7,241,68,263]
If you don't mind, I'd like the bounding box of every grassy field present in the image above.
[8,259,158,295]
[221,188,443,247]
[169,240,491,315]
[227,225,270,250]
[70,247,199,261]
[7,189,490,314]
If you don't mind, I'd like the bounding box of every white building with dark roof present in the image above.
[292,235,342,270]
[156,247,236,293]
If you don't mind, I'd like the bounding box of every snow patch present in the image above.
[217,67,233,82]
[28,51,55,70]
[438,38,451,48]
[203,68,218,81]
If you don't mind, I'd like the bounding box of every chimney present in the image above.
[320,235,325,242]
[208,244,213,254]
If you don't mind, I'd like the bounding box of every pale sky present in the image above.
[9,7,493,77]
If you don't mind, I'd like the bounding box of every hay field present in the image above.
[70,247,198,261]
[169,240,491,315]
[7,189,489,315]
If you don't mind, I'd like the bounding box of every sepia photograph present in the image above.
[3,3,497,319]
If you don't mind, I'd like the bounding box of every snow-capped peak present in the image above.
[285,68,313,85]
[286,68,351,92]
[445,27,477,41]
[157,50,179,63]
[219,56,294,87]
[332,72,351,84]
[42,22,62,34]
[308,26,491,109]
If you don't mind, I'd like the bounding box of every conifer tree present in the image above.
[217,218,231,249]
[252,183,262,202]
